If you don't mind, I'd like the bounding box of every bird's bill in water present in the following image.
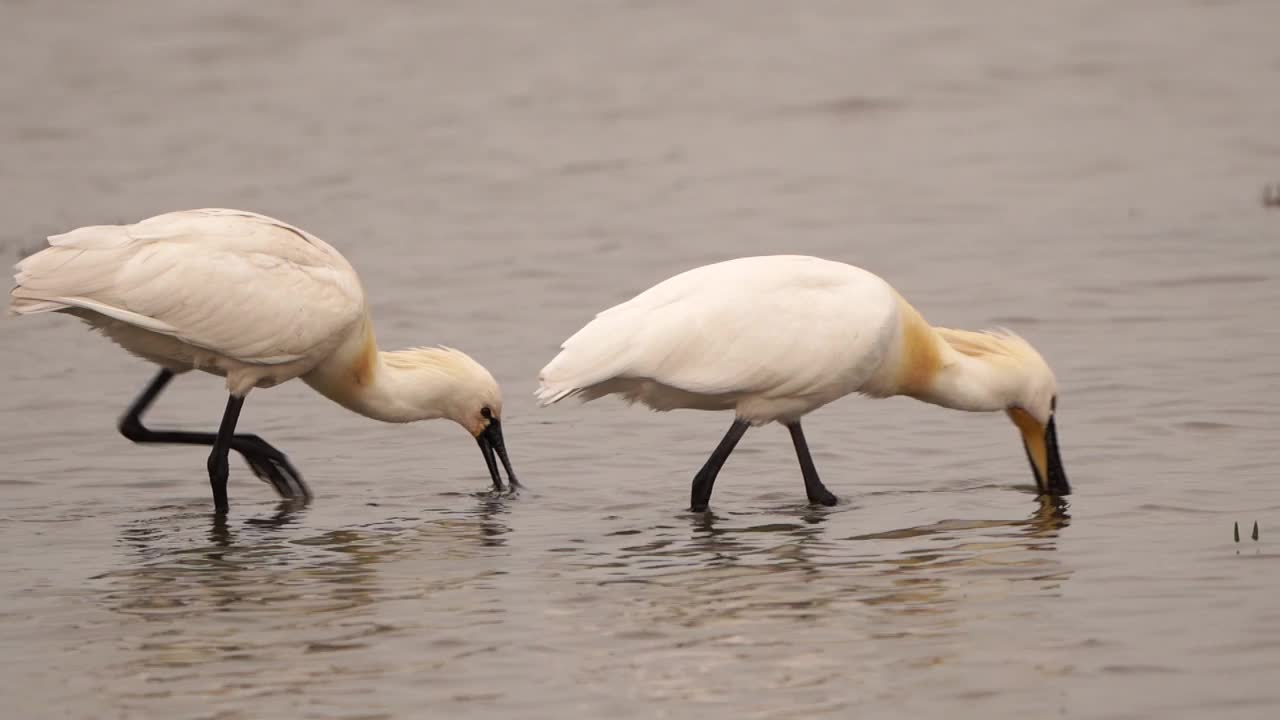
[1007,407,1071,496]
[476,418,520,492]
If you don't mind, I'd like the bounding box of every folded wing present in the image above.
[537,256,897,404]
[11,209,365,365]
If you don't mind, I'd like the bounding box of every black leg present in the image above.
[690,419,750,512]
[207,395,244,514]
[786,421,838,507]
[119,368,176,428]
[117,369,310,501]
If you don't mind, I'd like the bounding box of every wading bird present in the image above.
[536,255,1068,511]
[10,208,518,513]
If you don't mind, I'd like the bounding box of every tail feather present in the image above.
[46,224,134,250]
[535,346,596,406]
[533,381,581,406]
[11,224,137,318]
[8,296,68,316]
[535,306,647,406]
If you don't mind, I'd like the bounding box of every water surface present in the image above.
[2,1,1279,718]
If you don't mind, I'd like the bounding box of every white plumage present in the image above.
[537,255,1071,510]
[11,208,519,512]
[538,256,901,422]
[14,208,363,392]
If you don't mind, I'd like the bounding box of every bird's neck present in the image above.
[913,348,1014,413]
[887,296,1013,413]
[301,319,450,424]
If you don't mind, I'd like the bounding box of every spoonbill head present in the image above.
[10,208,519,512]
[535,254,1069,511]
[344,345,517,488]
[928,326,1068,496]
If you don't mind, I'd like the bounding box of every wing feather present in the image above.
[538,256,897,404]
[11,209,365,365]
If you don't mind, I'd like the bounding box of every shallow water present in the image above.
[2,1,1279,718]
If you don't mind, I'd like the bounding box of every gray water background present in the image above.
[1,1,1278,718]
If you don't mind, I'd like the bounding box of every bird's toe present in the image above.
[812,491,839,507]
[245,453,310,500]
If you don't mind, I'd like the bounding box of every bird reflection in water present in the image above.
[207,498,308,547]
[101,490,517,619]
[588,493,1072,630]
[90,493,519,686]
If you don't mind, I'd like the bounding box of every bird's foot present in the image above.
[808,489,839,507]
[477,481,521,499]
[234,436,310,501]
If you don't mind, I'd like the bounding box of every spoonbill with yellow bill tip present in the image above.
[536,255,1069,511]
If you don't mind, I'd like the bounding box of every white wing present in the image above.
[11,208,365,365]
[537,255,898,403]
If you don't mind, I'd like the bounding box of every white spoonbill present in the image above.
[536,255,1069,511]
[10,208,519,513]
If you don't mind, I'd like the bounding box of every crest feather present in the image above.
[383,346,483,376]
[935,327,1046,369]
